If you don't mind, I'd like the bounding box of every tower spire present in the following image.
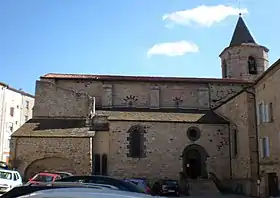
[229,15,256,47]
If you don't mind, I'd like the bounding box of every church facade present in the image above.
[10,16,280,197]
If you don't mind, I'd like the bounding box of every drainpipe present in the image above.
[244,89,260,179]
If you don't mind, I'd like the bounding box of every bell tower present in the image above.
[219,14,269,81]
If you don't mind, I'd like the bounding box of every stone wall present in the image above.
[209,83,246,108]
[34,78,249,118]
[33,80,89,118]
[10,137,91,179]
[108,121,230,180]
[220,44,269,81]
[216,90,258,196]
[55,79,211,109]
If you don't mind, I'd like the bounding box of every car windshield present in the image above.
[164,180,178,185]
[57,173,70,178]
[32,175,54,182]
[129,180,139,185]
[0,171,12,180]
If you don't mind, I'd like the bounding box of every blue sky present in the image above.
[0,0,279,94]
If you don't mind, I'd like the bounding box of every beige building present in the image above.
[10,16,280,197]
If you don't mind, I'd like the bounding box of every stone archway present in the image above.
[24,157,75,181]
[182,144,209,179]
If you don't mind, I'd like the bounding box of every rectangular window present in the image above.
[223,66,227,78]
[261,137,270,158]
[233,129,238,157]
[10,107,14,117]
[101,154,108,176]
[26,101,29,109]
[261,102,265,123]
[9,123,13,132]
[94,154,101,175]
[264,104,269,123]
[257,102,265,124]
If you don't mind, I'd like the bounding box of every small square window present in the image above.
[26,101,29,109]
[10,107,14,117]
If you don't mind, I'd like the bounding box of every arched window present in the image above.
[127,125,146,158]
[248,56,257,74]
[222,60,228,78]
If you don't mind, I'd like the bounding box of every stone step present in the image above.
[188,179,221,196]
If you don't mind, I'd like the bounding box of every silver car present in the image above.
[18,188,167,198]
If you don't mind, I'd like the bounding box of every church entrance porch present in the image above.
[182,144,209,179]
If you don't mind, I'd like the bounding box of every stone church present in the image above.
[10,15,280,196]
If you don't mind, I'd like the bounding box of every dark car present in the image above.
[159,179,180,196]
[56,175,145,193]
[123,178,152,194]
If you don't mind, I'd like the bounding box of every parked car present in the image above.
[15,187,166,198]
[1,183,117,198]
[56,175,145,193]
[0,169,22,193]
[0,162,9,170]
[53,171,73,178]
[26,172,62,185]
[123,178,152,194]
[158,179,180,196]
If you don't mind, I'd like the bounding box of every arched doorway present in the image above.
[182,144,209,179]
[24,157,75,181]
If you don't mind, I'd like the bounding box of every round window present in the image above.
[187,127,201,141]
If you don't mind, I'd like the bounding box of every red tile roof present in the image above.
[41,73,252,84]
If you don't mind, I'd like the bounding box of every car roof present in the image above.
[23,188,157,198]
[125,179,145,183]
[54,171,72,174]
[36,172,59,176]
[60,175,119,180]
[0,169,19,174]
[51,182,119,189]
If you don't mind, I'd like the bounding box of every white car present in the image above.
[18,188,167,198]
[0,169,22,193]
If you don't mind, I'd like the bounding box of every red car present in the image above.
[27,172,61,185]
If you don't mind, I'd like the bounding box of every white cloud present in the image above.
[163,5,248,27]
[147,40,199,57]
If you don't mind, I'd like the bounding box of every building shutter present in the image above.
[256,104,260,125]
[264,137,270,158]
